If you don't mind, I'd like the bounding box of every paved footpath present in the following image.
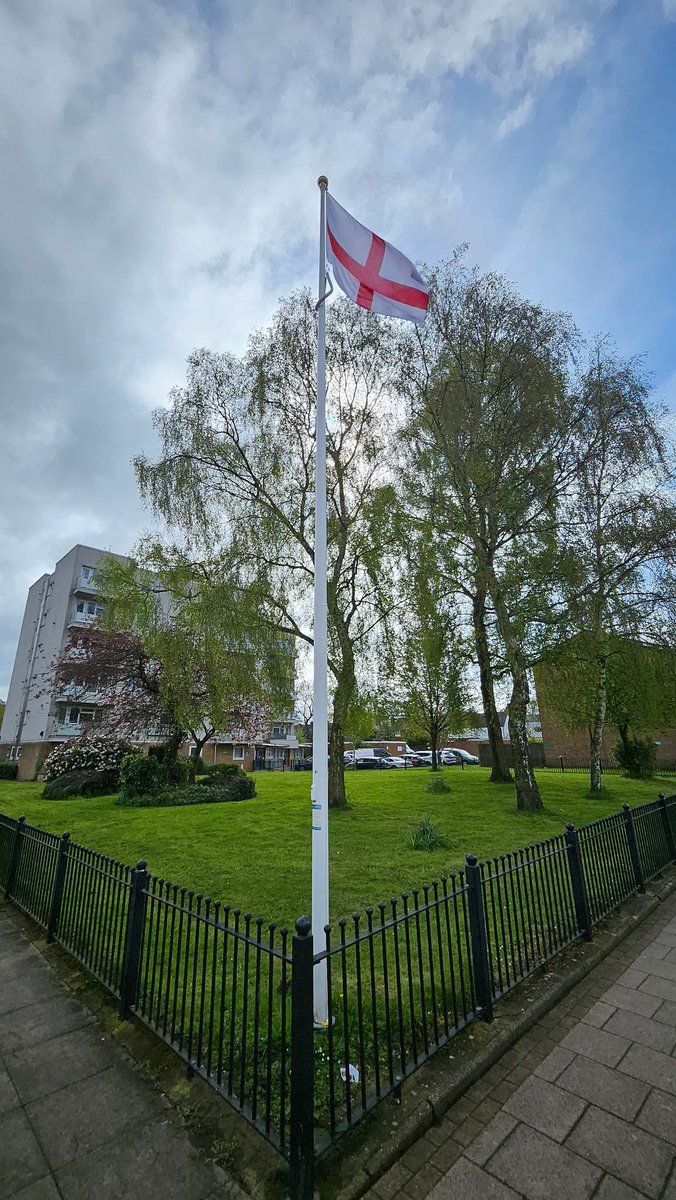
[0,902,247,1200]
[368,886,676,1200]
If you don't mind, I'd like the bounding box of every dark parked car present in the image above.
[295,757,313,770]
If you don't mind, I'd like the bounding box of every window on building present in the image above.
[65,706,95,725]
[81,566,95,580]
[75,600,103,617]
[271,725,286,738]
[233,744,246,759]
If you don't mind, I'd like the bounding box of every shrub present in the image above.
[191,755,206,777]
[426,775,451,794]
[166,756,191,786]
[614,737,656,779]
[43,737,132,782]
[202,762,246,779]
[116,776,256,808]
[119,753,162,799]
[0,762,18,780]
[410,818,450,852]
[43,768,119,799]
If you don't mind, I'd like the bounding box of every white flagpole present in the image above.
[312,174,330,1026]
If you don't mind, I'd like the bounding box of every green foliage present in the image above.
[166,756,192,786]
[43,769,119,799]
[201,762,246,780]
[0,762,18,780]
[426,775,451,794]
[119,753,162,800]
[115,776,255,807]
[614,737,657,779]
[191,755,206,776]
[410,817,450,852]
[537,638,676,740]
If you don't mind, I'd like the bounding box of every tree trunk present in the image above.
[328,716,347,808]
[507,675,541,810]
[430,731,439,771]
[327,610,356,809]
[472,589,513,783]
[589,656,607,794]
[488,578,542,811]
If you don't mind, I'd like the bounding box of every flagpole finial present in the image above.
[317,175,329,190]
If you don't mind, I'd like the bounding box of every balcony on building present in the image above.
[73,566,100,596]
[68,599,104,628]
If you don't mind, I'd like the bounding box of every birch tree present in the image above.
[399,257,581,811]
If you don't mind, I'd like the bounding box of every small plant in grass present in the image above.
[0,762,18,780]
[410,817,450,852]
[426,774,451,794]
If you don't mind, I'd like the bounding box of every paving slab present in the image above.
[10,1179,62,1200]
[4,1025,115,1103]
[619,1042,676,1095]
[602,1006,676,1053]
[636,1089,676,1147]
[0,994,94,1055]
[464,1113,517,1167]
[0,1108,49,1200]
[428,1157,521,1199]
[593,1177,650,1200]
[487,1123,602,1200]
[559,1021,631,1067]
[0,906,246,1200]
[0,1063,20,1116]
[27,1064,161,1170]
[55,1117,224,1200]
[556,1055,650,1120]
[502,1075,586,1142]
[565,1104,673,1199]
[602,983,662,1017]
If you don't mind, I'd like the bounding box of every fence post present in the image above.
[622,804,644,893]
[47,832,71,943]
[559,756,565,773]
[465,854,493,1022]
[289,915,315,1200]
[5,816,26,901]
[565,824,592,940]
[119,860,150,1018]
[659,793,676,863]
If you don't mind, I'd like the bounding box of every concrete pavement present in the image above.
[0,901,248,1200]
[367,885,676,1200]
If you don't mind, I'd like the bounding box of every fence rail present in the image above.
[2,792,676,1198]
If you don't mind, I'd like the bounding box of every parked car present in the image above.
[295,757,313,770]
[440,750,462,765]
[447,747,480,765]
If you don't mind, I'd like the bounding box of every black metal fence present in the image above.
[2,793,676,1198]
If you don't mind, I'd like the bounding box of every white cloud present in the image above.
[662,0,676,19]
[0,0,620,693]
[498,94,535,138]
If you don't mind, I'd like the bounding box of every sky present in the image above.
[1,0,675,696]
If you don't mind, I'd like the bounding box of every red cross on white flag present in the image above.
[325,193,428,325]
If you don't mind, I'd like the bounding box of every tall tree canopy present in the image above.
[398,256,581,810]
[554,341,676,791]
[134,293,400,807]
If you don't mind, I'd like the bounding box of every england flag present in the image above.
[325,193,429,325]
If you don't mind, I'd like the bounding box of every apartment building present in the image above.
[1,545,308,779]
[0,545,128,779]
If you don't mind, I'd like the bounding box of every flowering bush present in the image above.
[43,736,133,782]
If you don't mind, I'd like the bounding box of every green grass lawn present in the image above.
[0,768,670,926]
